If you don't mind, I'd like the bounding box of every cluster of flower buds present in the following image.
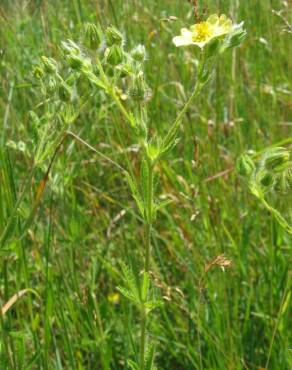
[97,26,151,109]
[41,56,58,74]
[32,22,152,139]
[67,23,150,105]
[32,51,75,103]
[263,147,290,173]
[262,147,291,196]
[237,147,291,195]
[33,56,58,80]
[61,40,92,73]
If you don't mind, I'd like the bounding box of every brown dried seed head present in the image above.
[205,254,232,273]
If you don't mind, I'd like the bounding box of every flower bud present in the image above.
[105,26,123,46]
[128,72,150,102]
[58,83,72,102]
[41,56,57,74]
[61,40,80,55]
[84,23,102,49]
[221,26,247,52]
[236,154,255,177]
[105,45,123,66]
[116,63,133,78]
[67,54,91,72]
[47,76,57,94]
[273,170,292,195]
[131,44,146,62]
[258,170,274,188]
[33,66,44,79]
[67,54,83,70]
[264,147,290,172]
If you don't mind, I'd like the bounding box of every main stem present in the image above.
[140,159,153,370]
[145,160,153,272]
[139,81,204,369]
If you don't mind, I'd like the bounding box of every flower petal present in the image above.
[207,14,219,25]
[219,14,227,24]
[181,28,193,37]
[173,35,193,47]
[192,40,209,48]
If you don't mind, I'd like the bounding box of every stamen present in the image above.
[192,22,212,42]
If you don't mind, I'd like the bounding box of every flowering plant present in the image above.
[28,13,246,370]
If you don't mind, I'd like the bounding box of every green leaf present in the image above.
[152,199,172,221]
[144,299,163,314]
[127,360,139,370]
[141,159,150,219]
[116,286,138,304]
[161,135,180,159]
[141,272,149,302]
[221,27,247,52]
[126,172,145,217]
[121,263,140,301]
[144,343,155,370]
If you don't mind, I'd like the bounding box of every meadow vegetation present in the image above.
[0,1,291,369]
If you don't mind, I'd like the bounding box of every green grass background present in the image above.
[0,0,291,369]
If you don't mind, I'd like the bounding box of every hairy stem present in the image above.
[163,81,203,150]
[140,159,153,369]
[145,160,153,272]
[139,79,206,368]
[139,307,147,370]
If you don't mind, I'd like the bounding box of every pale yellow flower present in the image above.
[173,14,236,49]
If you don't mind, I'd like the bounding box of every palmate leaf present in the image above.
[116,286,138,304]
[120,263,141,302]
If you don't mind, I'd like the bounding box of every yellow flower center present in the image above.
[192,22,212,42]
